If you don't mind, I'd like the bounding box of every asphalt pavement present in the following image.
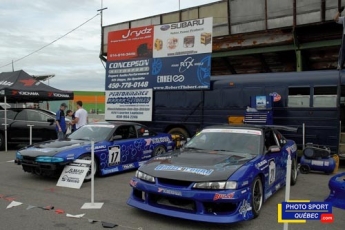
[0,149,344,230]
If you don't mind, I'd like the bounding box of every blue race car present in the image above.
[127,125,298,223]
[15,121,175,181]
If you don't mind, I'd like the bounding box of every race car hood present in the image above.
[18,139,90,157]
[139,149,254,182]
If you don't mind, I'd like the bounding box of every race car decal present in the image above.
[145,136,171,145]
[108,145,121,166]
[268,159,276,185]
[66,154,74,160]
[213,192,235,201]
[154,164,214,176]
[130,179,138,187]
[158,188,182,196]
[255,159,268,170]
[95,145,107,150]
[286,143,297,154]
[239,196,253,220]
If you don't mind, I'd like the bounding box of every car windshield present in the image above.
[184,128,262,155]
[68,124,114,142]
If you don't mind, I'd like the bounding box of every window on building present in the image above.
[288,87,310,107]
[313,86,337,108]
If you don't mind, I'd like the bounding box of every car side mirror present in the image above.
[268,145,281,153]
[47,118,55,124]
[112,135,122,141]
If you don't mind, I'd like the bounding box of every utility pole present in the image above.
[97,0,108,63]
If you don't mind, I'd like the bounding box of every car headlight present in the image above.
[135,170,155,183]
[35,156,64,163]
[193,181,237,190]
[16,151,23,160]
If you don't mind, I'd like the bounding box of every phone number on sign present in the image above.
[108,81,149,89]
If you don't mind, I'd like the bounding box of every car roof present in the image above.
[204,124,265,131]
[204,124,298,133]
[92,121,144,126]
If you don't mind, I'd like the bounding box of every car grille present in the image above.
[22,156,36,164]
[150,193,196,212]
[157,178,193,188]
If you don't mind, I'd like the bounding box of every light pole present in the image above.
[97,0,108,64]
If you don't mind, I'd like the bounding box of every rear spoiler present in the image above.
[264,125,298,132]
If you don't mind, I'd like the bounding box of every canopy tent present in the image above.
[0,70,74,151]
[0,70,73,102]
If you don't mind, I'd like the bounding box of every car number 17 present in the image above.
[108,146,121,166]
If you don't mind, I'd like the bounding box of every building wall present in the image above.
[70,91,105,114]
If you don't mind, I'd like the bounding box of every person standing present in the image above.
[55,103,68,140]
[66,109,76,133]
[71,100,88,130]
[335,6,345,70]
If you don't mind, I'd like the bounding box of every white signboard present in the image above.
[105,89,153,121]
[153,17,213,58]
[56,165,89,189]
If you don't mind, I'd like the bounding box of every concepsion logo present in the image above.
[278,200,334,224]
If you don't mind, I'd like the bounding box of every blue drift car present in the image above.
[15,121,175,180]
[127,125,298,223]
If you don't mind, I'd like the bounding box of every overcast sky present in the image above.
[0,0,221,91]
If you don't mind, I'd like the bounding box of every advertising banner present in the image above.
[106,17,213,91]
[278,200,334,224]
[151,54,211,90]
[56,165,89,189]
[105,89,153,121]
[153,18,213,58]
[105,54,211,90]
[107,25,154,61]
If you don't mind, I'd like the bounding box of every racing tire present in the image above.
[0,133,4,150]
[152,145,166,157]
[168,127,190,140]
[251,176,263,218]
[78,154,98,182]
[290,158,298,186]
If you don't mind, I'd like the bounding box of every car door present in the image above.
[263,128,283,191]
[10,109,55,142]
[106,125,139,171]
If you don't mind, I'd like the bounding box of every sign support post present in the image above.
[81,140,104,209]
[283,153,292,230]
[27,124,34,145]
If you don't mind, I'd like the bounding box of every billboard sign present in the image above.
[105,89,153,121]
[106,17,213,91]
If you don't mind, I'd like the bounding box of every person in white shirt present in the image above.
[71,100,88,129]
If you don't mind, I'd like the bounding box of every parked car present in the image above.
[0,108,64,149]
[15,121,175,181]
[127,124,298,223]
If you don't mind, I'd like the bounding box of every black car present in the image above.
[0,108,64,149]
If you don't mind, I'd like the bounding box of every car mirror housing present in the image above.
[268,145,281,153]
[47,118,55,124]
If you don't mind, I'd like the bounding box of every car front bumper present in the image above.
[127,177,254,223]
[15,157,70,177]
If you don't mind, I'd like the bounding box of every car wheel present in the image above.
[0,133,4,150]
[251,176,263,218]
[78,154,97,182]
[300,164,310,174]
[152,145,166,157]
[290,158,298,186]
[168,127,190,140]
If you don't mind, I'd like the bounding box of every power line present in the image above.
[0,13,100,69]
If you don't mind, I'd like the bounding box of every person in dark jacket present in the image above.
[56,103,68,140]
